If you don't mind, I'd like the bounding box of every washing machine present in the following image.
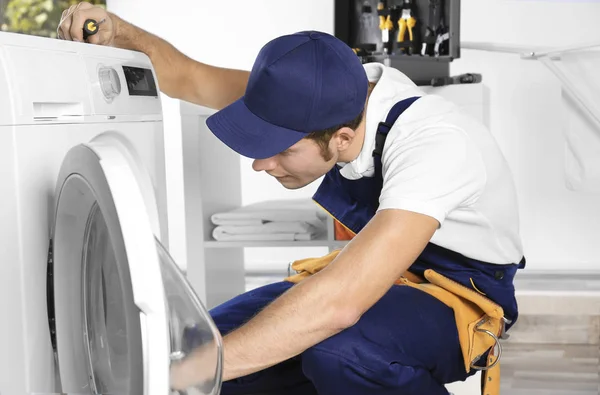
[0,32,222,395]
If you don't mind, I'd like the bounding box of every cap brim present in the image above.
[206,98,306,159]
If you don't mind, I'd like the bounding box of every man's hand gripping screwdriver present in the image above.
[82,18,106,41]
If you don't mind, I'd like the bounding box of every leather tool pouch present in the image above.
[285,251,506,395]
[398,270,504,395]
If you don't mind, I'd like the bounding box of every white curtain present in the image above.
[558,49,600,192]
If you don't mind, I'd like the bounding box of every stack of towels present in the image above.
[211,199,327,242]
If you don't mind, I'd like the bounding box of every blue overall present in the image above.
[210,97,525,395]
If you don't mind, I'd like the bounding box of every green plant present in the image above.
[2,0,105,38]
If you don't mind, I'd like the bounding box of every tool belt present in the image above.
[285,249,506,395]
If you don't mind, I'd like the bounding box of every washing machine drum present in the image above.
[48,133,223,395]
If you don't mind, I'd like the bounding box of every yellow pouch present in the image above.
[286,249,342,283]
[398,270,503,395]
[284,253,505,395]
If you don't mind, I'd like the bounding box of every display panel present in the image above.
[123,66,158,97]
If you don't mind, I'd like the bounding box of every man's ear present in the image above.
[332,127,356,152]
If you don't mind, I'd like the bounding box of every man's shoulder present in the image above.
[380,108,487,198]
[384,103,467,147]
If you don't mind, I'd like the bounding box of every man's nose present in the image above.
[252,156,277,172]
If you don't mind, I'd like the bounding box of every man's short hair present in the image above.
[305,110,365,161]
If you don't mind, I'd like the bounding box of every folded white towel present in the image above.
[211,199,327,228]
[212,221,325,242]
[213,222,315,235]
[212,229,321,242]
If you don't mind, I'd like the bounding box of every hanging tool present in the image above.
[358,1,375,45]
[421,0,449,57]
[421,0,441,56]
[82,18,106,41]
[431,73,482,87]
[377,1,394,54]
[434,26,450,57]
[397,0,417,55]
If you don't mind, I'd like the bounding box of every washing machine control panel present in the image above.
[83,55,161,116]
[98,65,158,102]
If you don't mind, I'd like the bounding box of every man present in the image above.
[59,3,525,395]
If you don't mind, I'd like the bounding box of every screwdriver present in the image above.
[82,18,106,40]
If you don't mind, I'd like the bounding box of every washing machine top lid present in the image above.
[0,30,147,58]
[0,31,163,126]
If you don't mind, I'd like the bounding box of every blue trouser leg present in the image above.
[210,281,472,395]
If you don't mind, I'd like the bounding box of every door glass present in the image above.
[82,203,140,394]
[156,238,223,395]
[79,203,222,394]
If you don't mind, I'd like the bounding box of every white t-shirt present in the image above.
[338,63,524,265]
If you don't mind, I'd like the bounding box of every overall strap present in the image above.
[312,95,422,235]
[372,96,421,157]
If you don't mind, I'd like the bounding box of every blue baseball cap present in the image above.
[205,31,369,159]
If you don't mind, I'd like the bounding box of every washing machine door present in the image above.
[50,133,223,395]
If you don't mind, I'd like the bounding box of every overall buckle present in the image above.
[372,121,393,157]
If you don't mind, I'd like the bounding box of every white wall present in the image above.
[452,0,600,272]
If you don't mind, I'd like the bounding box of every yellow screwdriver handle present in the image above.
[378,2,387,30]
[379,15,386,30]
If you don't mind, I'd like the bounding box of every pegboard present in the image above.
[335,0,461,83]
